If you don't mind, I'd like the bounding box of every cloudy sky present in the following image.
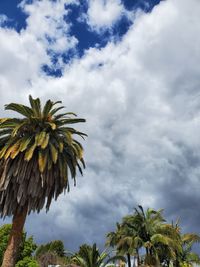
[0,0,200,252]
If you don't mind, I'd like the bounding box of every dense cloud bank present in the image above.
[1,0,200,250]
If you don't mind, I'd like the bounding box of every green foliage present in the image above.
[0,224,11,264]
[106,205,200,267]
[0,224,37,265]
[19,236,37,261]
[35,244,50,258]
[72,243,126,267]
[15,257,39,267]
[49,240,65,257]
[35,240,65,258]
[77,243,93,258]
[176,230,200,266]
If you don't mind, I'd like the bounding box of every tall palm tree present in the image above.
[0,95,86,267]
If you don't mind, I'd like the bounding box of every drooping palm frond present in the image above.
[0,95,86,217]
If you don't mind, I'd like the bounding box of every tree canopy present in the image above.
[0,95,86,217]
[106,206,200,267]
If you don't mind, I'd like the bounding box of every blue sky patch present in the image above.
[0,0,27,31]
[0,0,163,77]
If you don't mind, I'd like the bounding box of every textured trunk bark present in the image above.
[2,206,28,267]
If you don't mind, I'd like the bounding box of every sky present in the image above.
[0,0,200,253]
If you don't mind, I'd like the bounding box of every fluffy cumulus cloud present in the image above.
[0,0,78,105]
[1,0,200,250]
[82,0,126,32]
[19,0,78,53]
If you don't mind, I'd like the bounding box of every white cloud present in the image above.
[83,0,126,32]
[1,0,200,249]
[20,0,78,54]
[0,0,79,107]
[0,26,47,108]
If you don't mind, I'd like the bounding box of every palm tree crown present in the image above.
[0,95,86,217]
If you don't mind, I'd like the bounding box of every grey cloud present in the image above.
[1,0,200,253]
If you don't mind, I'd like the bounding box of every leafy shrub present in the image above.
[0,224,37,265]
[36,240,65,257]
[15,256,39,267]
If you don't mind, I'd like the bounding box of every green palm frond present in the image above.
[29,95,41,117]
[42,99,54,118]
[186,252,200,263]
[5,103,34,118]
[182,233,200,244]
[72,244,119,267]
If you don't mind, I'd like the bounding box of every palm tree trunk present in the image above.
[127,253,131,267]
[2,206,28,267]
[173,251,179,267]
[173,259,179,267]
[136,248,140,266]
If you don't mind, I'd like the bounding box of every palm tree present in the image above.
[0,95,86,267]
[180,240,200,266]
[106,223,135,267]
[173,231,200,267]
[106,212,146,267]
[72,243,126,267]
[120,214,144,266]
[148,223,182,266]
[123,206,180,266]
[154,222,182,266]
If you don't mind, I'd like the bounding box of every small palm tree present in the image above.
[106,220,143,267]
[72,243,126,267]
[121,214,144,266]
[175,232,200,267]
[0,95,86,267]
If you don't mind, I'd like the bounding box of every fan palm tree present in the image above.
[0,95,86,267]
[72,243,126,267]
